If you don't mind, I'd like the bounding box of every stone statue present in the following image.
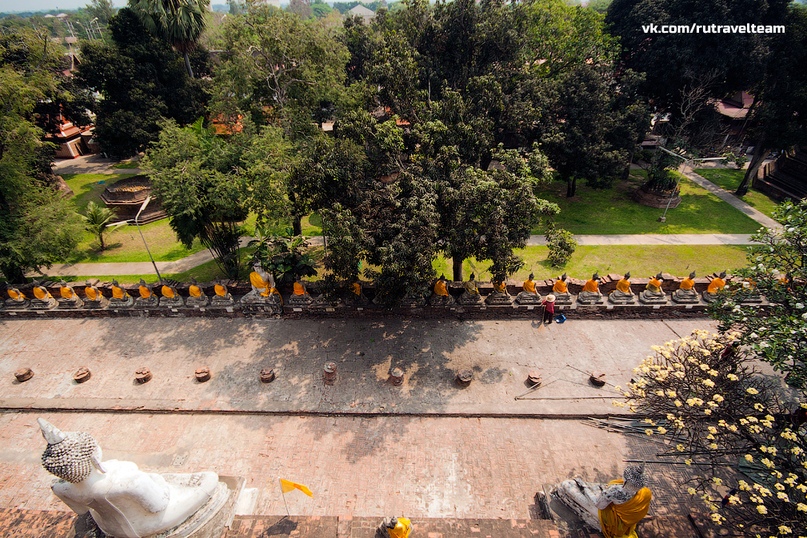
[737,277,763,304]
[288,276,313,306]
[551,273,573,305]
[83,281,106,309]
[458,273,483,305]
[31,281,57,309]
[486,278,512,305]
[608,272,635,304]
[577,273,604,305]
[160,283,184,308]
[377,516,413,538]
[241,262,283,312]
[57,281,83,309]
[210,280,234,306]
[186,277,209,308]
[430,274,455,306]
[108,280,133,308]
[345,281,369,306]
[639,272,667,305]
[554,463,652,537]
[702,271,727,303]
[671,271,699,304]
[38,418,223,538]
[135,279,159,307]
[4,284,29,309]
[515,273,542,305]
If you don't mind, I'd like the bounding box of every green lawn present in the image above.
[695,168,780,218]
[434,244,749,282]
[537,170,762,235]
[111,160,140,169]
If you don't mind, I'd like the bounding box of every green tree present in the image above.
[83,201,117,250]
[709,200,807,389]
[86,0,117,27]
[128,0,209,77]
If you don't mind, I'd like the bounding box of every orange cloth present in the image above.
[112,285,126,300]
[523,279,537,294]
[679,277,695,290]
[598,480,652,538]
[85,287,99,301]
[553,279,568,294]
[388,517,413,538]
[582,279,599,293]
[214,283,227,297]
[493,281,507,293]
[161,285,176,298]
[139,285,151,298]
[8,288,25,301]
[250,271,269,292]
[189,285,202,298]
[60,286,74,299]
[33,287,49,300]
[706,277,725,294]
[616,278,631,294]
[434,280,449,297]
[352,282,362,296]
[646,278,662,293]
[293,282,306,296]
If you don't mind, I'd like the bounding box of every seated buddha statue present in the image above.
[186,277,209,308]
[671,271,699,304]
[31,281,57,309]
[458,273,483,305]
[5,284,29,308]
[430,274,455,306]
[639,272,667,305]
[83,281,106,309]
[288,276,313,306]
[555,464,652,537]
[210,279,234,305]
[57,280,83,308]
[515,273,542,305]
[134,279,158,307]
[108,280,134,308]
[738,277,762,304]
[486,277,512,305]
[551,273,573,305]
[702,271,727,303]
[608,272,636,304]
[37,418,225,538]
[577,273,604,305]
[160,283,184,308]
[346,280,369,306]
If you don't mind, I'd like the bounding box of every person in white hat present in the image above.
[541,294,556,324]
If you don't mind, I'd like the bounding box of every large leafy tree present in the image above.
[0,29,82,282]
[77,8,208,157]
[128,0,209,78]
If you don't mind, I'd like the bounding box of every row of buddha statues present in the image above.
[2,266,748,312]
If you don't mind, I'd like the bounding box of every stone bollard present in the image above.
[135,367,152,384]
[15,368,34,382]
[456,369,473,387]
[589,372,606,387]
[323,362,337,385]
[73,367,91,384]
[389,367,404,386]
[195,367,211,382]
[527,371,542,387]
[260,368,276,383]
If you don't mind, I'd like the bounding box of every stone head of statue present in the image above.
[469,273,476,281]
[623,272,631,280]
[592,272,599,280]
[561,273,567,281]
[689,271,696,279]
[719,270,727,279]
[655,272,663,280]
[439,274,446,281]
[38,418,105,483]
[139,279,147,287]
[60,280,68,288]
[623,463,646,488]
[112,280,120,288]
[528,273,534,280]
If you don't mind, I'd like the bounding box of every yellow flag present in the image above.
[279,478,313,497]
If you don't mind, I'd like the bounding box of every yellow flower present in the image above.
[778,525,792,534]
[745,454,754,462]
[756,504,767,515]
[713,394,724,402]
[676,444,685,452]
[687,487,697,495]
[708,426,718,434]
[685,459,692,465]
[746,387,760,395]
[727,373,739,381]
[797,503,807,512]
[674,400,683,407]
[645,429,653,435]
[709,443,718,449]
[702,379,715,387]
[657,426,667,435]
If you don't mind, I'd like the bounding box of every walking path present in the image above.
[684,169,781,230]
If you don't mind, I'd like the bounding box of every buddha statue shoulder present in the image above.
[5,284,29,308]
[459,273,483,305]
[211,280,234,305]
[639,272,667,304]
[288,276,313,306]
[486,277,512,305]
[430,275,455,306]
[57,280,83,308]
[135,279,158,307]
[578,272,604,304]
[516,273,541,305]
[703,271,728,302]
[186,277,209,307]
[672,271,699,304]
[551,273,572,305]
[609,272,636,304]
[109,280,133,307]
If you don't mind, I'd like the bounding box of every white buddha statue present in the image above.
[38,418,220,538]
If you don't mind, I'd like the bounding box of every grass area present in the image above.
[433,244,749,282]
[537,170,761,235]
[111,160,140,169]
[695,168,780,218]
[63,173,136,212]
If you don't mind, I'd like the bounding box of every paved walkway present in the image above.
[684,170,781,230]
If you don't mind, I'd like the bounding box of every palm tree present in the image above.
[84,201,118,250]
[129,0,208,78]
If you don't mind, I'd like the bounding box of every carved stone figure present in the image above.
[38,418,224,538]
[430,274,455,306]
[210,280,234,306]
[672,271,699,304]
[577,273,604,305]
[134,279,158,307]
[737,277,763,304]
[108,280,134,308]
[551,273,573,305]
[57,281,83,308]
[485,279,512,305]
[186,278,209,308]
[83,281,106,309]
[288,276,313,306]
[515,273,542,305]
[639,272,667,305]
[160,283,185,308]
[608,272,636,304]
[31,282,57,309]
[458,273,483,305]
[555,464,652,537]
[702,271,727,303]
[4,284,29,309]
[345,281,369,306]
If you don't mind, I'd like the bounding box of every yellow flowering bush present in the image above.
[623,330,807,536]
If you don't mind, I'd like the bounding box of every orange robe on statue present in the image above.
[582,279,599,293]
[706,277,725,294]
[553,279,568,294]
[434,280,449,297]
[598,480,652,538]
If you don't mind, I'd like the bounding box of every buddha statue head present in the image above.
[655,272,663,281]
[469,273,476,281]
[38,418,105,483]
[719,270,727,279]
[528,273,534,281]
[623,272,631,280]
[689,271,696,279]
[592,272,599,281]
[560,273,567,282]
[622,463,646,489]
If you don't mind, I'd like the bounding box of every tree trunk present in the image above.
[1,263,26,284]
[566,176,577,198]
[99,233,106,251]
[184,52,194,79]
[452,256,464,282]
[292,215,302,236]
[736,146,771,196]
